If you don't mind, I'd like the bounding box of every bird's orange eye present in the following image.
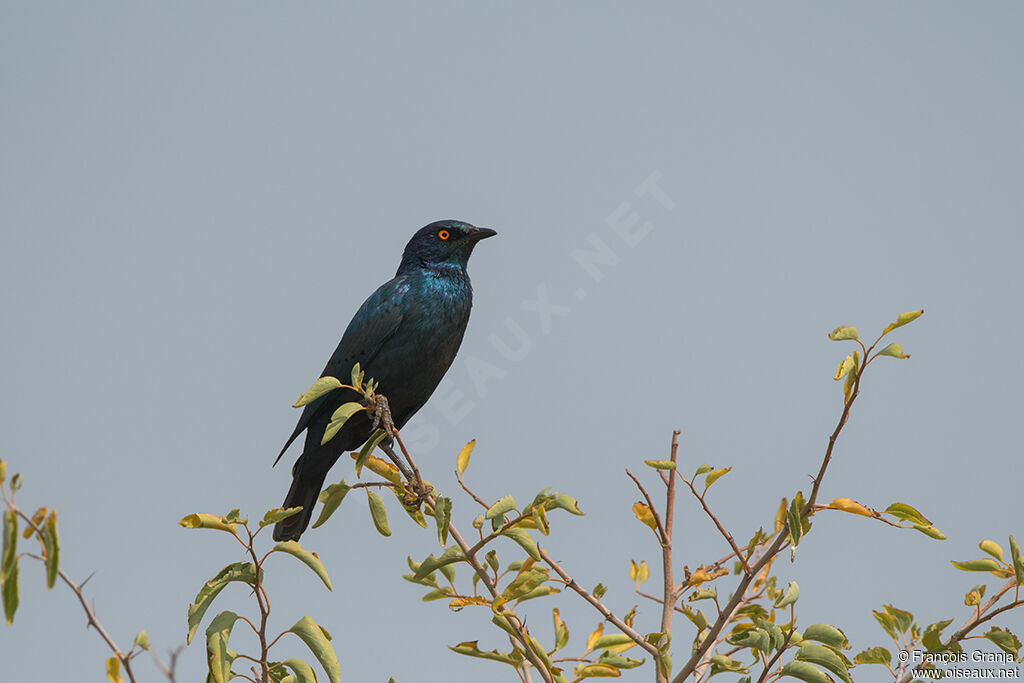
[438,230,450,240]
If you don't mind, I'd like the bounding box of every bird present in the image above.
[272,220,497,541]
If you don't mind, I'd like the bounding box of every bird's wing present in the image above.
[274,276,409,464]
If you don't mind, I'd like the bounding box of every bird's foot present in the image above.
[368,394,396,440]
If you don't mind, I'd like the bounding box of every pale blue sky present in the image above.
[2,3,1022,682]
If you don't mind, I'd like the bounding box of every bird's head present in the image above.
[398,220,497,274]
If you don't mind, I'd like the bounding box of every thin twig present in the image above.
[680,473,753,576]
[12,509,139,683]
[539,549,659,657]
[625,469,668,543]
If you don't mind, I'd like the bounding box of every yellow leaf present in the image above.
[586,623,604,651]
[834,355,855,381]
[456,440,475,475]
[883,310,924,335]
[704,467,731,489]
[364,456,401,484]
[632,502,658,532]
[690,568,712,585]
[448,596,490,610]
[775,498,788,534]
[829,498,873,517]
[105,657,123,683]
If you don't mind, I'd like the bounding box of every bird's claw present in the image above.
[368,394,396,440]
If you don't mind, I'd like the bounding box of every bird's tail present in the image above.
[272,471,326,542]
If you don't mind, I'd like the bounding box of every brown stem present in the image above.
[658,431,681,683]
[243,524,271,683]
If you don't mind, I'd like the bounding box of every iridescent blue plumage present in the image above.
[273,220,496,541]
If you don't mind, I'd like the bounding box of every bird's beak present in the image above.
[468,227,498,242]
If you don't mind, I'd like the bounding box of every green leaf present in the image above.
[728,627,771,653]
[503,565,549,602]
[186,562,259,644]
[414,546,464,580]
[922,619,952,651]
[801,624,849,649]
[2,509,18,581]
[983,626,1021,657]
[486,495,517,521]
[322,402,364,445]
[704,467,731,489]
[787,498,803,548]
[883,605,914,635]
[205,610,238,683]
[597,653,644,669]
[2,550,18,625]
[828,326,859,341]
[350,363,364,391]
[312,480,351,529]
[9,473,21,492]
[644,460,676,470]
[853,646,892,665]
[433,496,452,546]
[294,376,343,407]
[795,644,852,683]
[548,493,583,515]
[592,634,636,650]
[979,540,1004,561]
[485,550,499,572]
[775,581,799,609]
[882,310,924,335]
[355,429,388,476]
[260,507,304,529]
[0,460,5,485]
[273,541,332,590]
[951,558,1002,572]
[290,616,341,683]
[780,660,831,683]
[132,630,150,651]
[884,503,931,526]
[913,524,946,540]
[279,659,319,683]
[502,527,540,560]
[367,491,391,536]
[528,635,555,671]
[178,513,237,535]
[877,343,910,359]
[450,640,523,666]
[1010,535,1024,585]
[456,440,475,475]
[872,610,898,641]
[693,464,713,477]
